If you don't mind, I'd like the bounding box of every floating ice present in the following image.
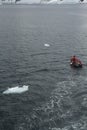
[3,85,29,94]
[44,44,50,47]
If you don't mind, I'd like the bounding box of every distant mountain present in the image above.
[16,0,87,4]
[40,0,87,4]
[1,0,87,4]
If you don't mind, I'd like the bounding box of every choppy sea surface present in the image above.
[0,4,87,130]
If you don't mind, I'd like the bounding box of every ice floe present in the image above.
[3,85,29,94]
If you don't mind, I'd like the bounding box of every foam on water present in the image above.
[44,80,87,129]
[15,77,87,130]
[3,85,29,94]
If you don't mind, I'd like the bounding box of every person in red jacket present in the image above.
[70,55,82,65]
[71,55,77,63]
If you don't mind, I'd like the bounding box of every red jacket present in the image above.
[71,56,76,63]
[71,56,82,64]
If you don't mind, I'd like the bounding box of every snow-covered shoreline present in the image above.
[1,0,87,5]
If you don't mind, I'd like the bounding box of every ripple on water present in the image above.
[14,76,87,130]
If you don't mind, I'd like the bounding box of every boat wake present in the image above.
[17,76,87,130]
[3,85,29,94]
[5,76,87,130]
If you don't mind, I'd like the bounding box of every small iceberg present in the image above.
[44,44,50,47]
[3,85,29,94]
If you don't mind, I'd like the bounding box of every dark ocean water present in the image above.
[0,4,87,130]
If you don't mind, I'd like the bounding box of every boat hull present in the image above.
[70,62,82,68]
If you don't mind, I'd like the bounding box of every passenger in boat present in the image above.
[70,55,82,65]
[71,55,77,64]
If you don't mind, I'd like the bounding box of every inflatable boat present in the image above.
[70,62,82,68]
